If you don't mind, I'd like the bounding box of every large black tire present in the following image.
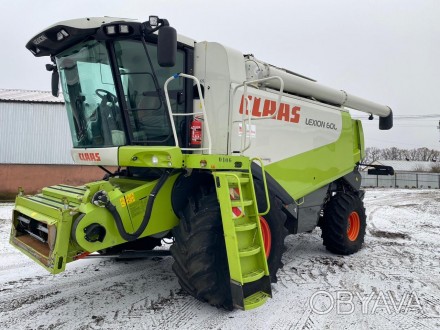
[321,192,366,255]
[170,181,288,309]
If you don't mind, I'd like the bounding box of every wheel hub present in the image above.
[260,216,272,257]
[347,211,360,241]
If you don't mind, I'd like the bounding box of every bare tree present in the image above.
[417,148,438,161]
[381,147,402,160]
[405,149,419,161]
[363,147,439,162]
[363,147,381,164]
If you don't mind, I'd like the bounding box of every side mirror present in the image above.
[157,26,177,67]
[46,64,59,97]
[51,69,60,97]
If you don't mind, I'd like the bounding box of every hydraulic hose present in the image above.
[104,169,172,242]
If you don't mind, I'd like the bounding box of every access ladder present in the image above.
[214,165,271,310]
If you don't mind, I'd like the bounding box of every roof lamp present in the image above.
[105,25,116,35]
[56,29,69,41]
[119,25,130,34]
[149,16,159,28]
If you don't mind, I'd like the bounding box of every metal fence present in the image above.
[361,171,440,189]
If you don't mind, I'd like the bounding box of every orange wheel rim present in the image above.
[260,217,272,258]
[347,211,360,241]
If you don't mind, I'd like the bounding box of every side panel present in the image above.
[266,113,355,199]
[352,119,365,163]
[229,86,357,200]
[265,112,355,200]
[194,42,247,154]
[230,86,343,162]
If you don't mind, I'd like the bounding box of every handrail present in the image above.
[231,76,284,154]
[250,158,270,216]
[164,73,212,154]
[224,172,246,219]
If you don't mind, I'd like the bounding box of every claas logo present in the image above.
[78,152,101,162]
[239,95,301,124]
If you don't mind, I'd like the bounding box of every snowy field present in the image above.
[0,189,439,329]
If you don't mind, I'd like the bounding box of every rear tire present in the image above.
[321,192,366,255]
[171,180,288,309]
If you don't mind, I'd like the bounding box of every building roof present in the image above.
[371,160,437,172]
[0,89,64,104]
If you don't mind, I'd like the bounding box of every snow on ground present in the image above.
[0,189,439,329]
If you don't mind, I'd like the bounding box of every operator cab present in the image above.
[26,16,195,150]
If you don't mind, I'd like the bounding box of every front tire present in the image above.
[171,185,232,309]
[170,181,288,309]
[321,192,366,255]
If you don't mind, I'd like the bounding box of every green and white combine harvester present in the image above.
[10,16,393,310]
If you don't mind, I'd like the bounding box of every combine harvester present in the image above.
[10,16,393,310]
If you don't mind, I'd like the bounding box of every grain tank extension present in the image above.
[10,16,393,310]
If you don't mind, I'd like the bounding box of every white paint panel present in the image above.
[229,86,344,163]
[71,148,119,166]
[194,42,247,154]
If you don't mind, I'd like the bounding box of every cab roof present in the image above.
[26,17,196,57]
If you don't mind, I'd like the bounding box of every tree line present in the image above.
[363,147,439,164]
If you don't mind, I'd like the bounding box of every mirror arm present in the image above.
[141,18,169,36]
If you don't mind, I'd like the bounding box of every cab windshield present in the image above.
[56,39,185,148]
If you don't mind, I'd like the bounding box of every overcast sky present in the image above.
[1,0,439,150]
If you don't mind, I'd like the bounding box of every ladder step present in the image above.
[244,291,270,310]
[234,222,257,231]
[239,245,261,257]
[231,200,253,207]
[242,269,265,283]
[227,177,250,185]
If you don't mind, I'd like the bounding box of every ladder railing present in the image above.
[231,76,285,154]
[164,73,212,153]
